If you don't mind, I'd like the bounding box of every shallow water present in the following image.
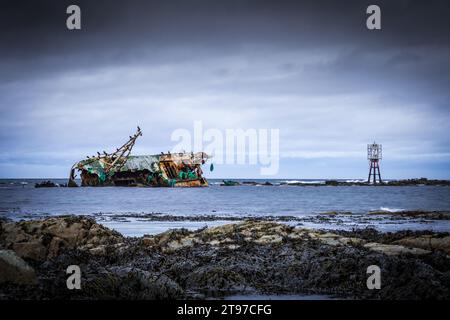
[101,219,234,237]
[2,179,450,217]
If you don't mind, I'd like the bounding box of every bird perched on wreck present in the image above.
[68,127,211,188]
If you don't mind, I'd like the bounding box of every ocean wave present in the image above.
[379,207,405,213]
[282,180,325,184]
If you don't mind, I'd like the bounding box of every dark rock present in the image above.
[1,217,450,300]
[34,181,58,188]
[0,216,123,260]
[0,250,37,285]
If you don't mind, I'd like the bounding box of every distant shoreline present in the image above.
[220,178,450,187]
[2,177,450,188]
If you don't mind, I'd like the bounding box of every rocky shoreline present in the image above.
[220,178,450,187]
[25,177,450,188]
[1,216,450,300]
[16,210,448,224]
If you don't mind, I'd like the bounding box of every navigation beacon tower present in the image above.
[367,142,382,184]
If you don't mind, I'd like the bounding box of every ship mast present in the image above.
[86,126,142,174]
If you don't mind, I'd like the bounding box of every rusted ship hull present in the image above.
[69,153,210,187]
[68,128,211,187]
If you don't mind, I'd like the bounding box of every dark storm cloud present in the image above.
[0,1,449,112]
[1,0,449,78]
[0,0,448,93]
[0,0,449,178]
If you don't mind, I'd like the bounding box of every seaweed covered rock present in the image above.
[368,210,450,220]
[78,268,184,299]
[393,236,450,253]
[0,216,124,260]
[1,217,450,300]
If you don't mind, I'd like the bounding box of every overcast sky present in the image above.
[0,0,449,179]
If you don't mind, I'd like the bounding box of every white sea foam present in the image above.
[282,180,325,184]
[379,207,405,213]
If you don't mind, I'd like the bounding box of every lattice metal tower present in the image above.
[367,142,382,184]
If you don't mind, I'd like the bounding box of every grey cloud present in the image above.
[0,0,449,178]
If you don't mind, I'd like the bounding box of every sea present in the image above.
[1,178,450,236]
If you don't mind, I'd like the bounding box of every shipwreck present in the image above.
[68,127,211,187]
